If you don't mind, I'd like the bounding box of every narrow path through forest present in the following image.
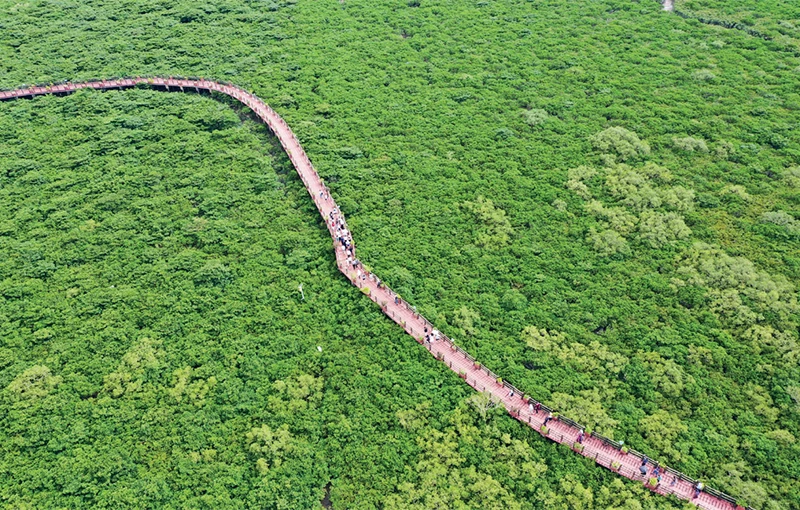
[0,78,751,510]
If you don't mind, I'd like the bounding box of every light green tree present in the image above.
[590,127,650,160]
[589,228,630,256]
[7,365,61,400]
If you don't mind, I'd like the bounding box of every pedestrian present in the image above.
[544,412,553,426]
[528,402,534,414]
[670,476,677,487]
[395,296,400,305]
[534,402,541,414]
[508,389,515,399]
[652,466,660,477]
[577,429,584,444]
[639,465,647,477]
[641,455,648,467]
[693,482,703,498]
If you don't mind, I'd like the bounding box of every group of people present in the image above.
[329,206,366,283]
[638,456,703,496]
[423,327,441,344]
[527,401,542,414]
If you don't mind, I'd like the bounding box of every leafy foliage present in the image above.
[2,0,800,507]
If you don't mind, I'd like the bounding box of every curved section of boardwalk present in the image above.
[0,78,749,510]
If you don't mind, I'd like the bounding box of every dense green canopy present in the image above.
[1,0,799,508]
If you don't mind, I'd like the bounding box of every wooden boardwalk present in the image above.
[0,78,750,510]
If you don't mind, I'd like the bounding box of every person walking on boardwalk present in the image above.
[528,401,534,414]
[694,481,703,499]
[577,429,584,444]
[534,401,541,414]
[544,412,553,426]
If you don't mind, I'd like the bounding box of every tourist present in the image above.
[544,412,553,426]
[534,402,541,414]
[577,429,584,444]
[693,482,703,499]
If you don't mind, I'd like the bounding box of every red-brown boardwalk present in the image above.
[0,78,750,510]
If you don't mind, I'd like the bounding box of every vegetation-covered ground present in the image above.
[676,0,800,49]
[1,0,799,508]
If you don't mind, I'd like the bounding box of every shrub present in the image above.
[573,442,585,453]
[540,425,549,435]
[494,127,515,140]
[612,461,622,470]
[692,69,716,81]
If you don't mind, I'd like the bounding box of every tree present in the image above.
[467,391,501,421]
[590,127,650,160]
[589,229,630,256]
[6,365,61,400]
[462,196,514,248]
[637,211,691,248]
[638,410,688,462]
[522,108,549,127]
[672,136,709,152]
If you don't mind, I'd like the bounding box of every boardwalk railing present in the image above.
[0,77,753,510]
